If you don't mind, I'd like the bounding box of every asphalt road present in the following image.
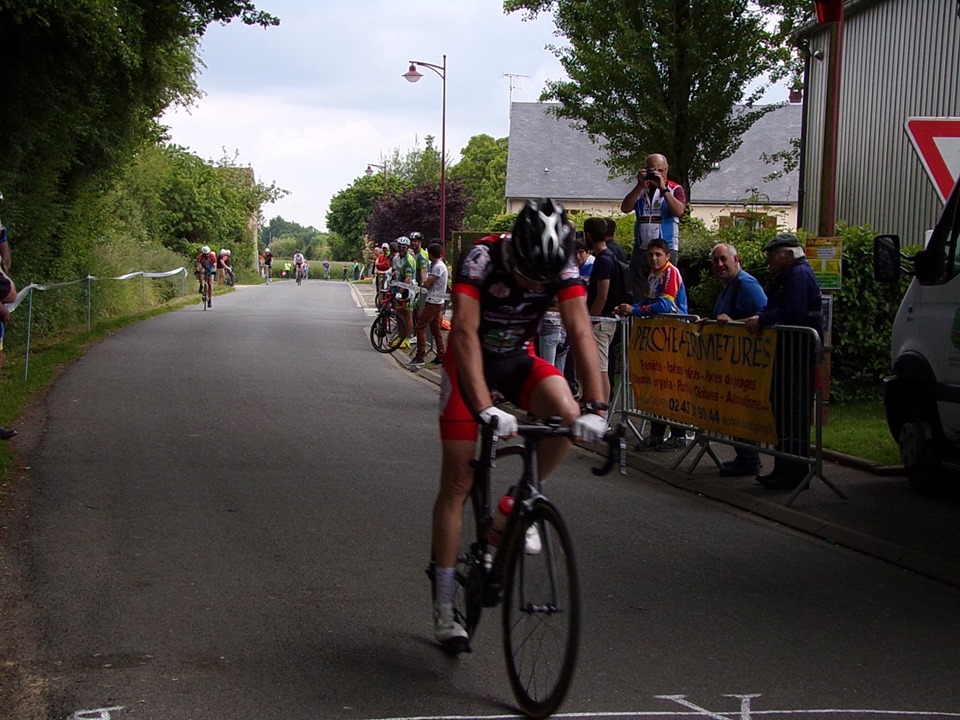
[3,280,960,720]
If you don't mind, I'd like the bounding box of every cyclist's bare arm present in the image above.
[558,293,607,407]
[449,292,494,414]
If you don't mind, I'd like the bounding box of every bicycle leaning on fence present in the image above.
[368,289,408,353]
[428,417,626,718]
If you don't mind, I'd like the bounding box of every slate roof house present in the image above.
[504,101,801,230]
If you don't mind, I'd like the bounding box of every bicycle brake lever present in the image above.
[591,423,626,477]
[487,417,499,469]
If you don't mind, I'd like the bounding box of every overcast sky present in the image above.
[161,1,570,231]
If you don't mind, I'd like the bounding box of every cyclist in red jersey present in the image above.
[195,245,216,308]
[430,198,609,652]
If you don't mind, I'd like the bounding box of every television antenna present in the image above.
[503,72,530,105]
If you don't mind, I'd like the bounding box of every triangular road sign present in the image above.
[905,117,960,203]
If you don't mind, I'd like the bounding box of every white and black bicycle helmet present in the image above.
[201,245,211,254]
[396,236,411,248]
[510,198,573,282]
[408,231,423,243]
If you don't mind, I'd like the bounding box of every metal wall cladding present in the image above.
[802,0,960,245]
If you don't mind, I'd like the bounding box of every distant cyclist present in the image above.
[429,198,608,652]
[392,236,417,349]
[261,248,273,283]
[221,249,235,286]
[293,250,306,281]
[196,245,216,308]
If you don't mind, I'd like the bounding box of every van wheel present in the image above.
[899,419,945,493]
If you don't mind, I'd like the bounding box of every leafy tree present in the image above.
[0,1,278,267]
[503,0,811,197]
[261,216,325,258]
[449,135,508,231]
[386,136,443,187]
[326,174,391,258]
[366,181,470,247]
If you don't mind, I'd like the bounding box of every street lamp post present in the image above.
[365,163,388,195]
[403,54,446,245]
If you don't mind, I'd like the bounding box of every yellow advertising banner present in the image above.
[626,317,778,444]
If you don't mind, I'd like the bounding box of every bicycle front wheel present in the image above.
[501,499,580,719]
[369,310,407,353]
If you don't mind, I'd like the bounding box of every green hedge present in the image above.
[680,222,912,402]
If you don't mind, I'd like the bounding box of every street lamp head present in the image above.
[365,165,374,176]
[403,63,423,83]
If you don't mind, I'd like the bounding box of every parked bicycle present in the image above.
[428,417,626,718]
[369,290,408,353]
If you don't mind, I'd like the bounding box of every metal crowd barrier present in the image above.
[609,315,843,506]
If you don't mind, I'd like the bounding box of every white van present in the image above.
[874,177,960,491]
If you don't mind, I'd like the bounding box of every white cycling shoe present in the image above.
[433,603,469,653]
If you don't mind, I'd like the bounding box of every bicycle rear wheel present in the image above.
[501,499,580,719]
[369,310,407,353]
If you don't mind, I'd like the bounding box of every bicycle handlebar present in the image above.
[481,417,627,477]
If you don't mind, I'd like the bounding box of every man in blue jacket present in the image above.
[744,233,823,489]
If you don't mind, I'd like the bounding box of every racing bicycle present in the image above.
[428,417,626,718]
[295,265,305,286]
[369,290,407,353]
[197,272,212,310]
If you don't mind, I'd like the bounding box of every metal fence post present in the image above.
[23,285,33,381]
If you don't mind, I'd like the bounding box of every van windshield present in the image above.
[921,179,960,285]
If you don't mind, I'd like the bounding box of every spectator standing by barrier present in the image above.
[620,153,686,290]
[408,243,448,370]
[0,214,17,440]
[744,233,823,490]
[575,233,593,281]
[539,303,568,374]
[604,217,630,393]
[563,234,593,398]
[615,238,688,450]
[604,217,629,264]
[584,217,624,406]
[708,243,769,476]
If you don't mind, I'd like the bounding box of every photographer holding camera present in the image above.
[620,153,686,288]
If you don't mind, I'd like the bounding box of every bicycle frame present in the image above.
[467,420,624,604]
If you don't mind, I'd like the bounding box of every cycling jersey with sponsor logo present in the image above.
[452,234,584,355]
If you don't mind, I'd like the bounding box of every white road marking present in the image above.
[67,696,960,720]
[68,708,124,720]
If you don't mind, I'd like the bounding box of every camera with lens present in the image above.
[644,167,659,181]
